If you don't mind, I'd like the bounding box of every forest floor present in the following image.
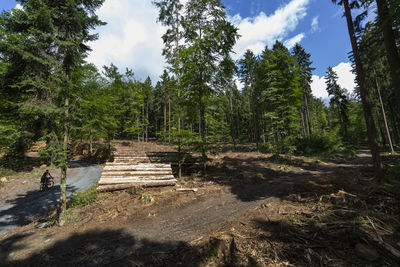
[0,142,399,266]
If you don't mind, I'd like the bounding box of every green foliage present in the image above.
[37,133,66,168]
[67,184,99,209]
[259,142,272,153]
[0,123,18,148]
[3,131,34,160]
[325,67,349,139]
[295,132,346,155]
[275,137,297,154]
[0,167,15,178]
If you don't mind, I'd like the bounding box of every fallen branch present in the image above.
[366,216,400,258]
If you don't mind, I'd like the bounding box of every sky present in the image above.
[0,0,363,100]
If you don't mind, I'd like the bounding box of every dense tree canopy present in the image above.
[1,0,400,182]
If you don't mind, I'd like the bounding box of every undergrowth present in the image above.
[67,184,99,209]
[258,133,355,156]
[295,132,354,155]
[0,167,15,177]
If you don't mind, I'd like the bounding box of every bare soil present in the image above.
[0,142,399,266]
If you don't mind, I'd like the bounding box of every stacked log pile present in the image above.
[98,143,177,191]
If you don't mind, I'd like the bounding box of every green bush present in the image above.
[67,184,98,209]
[259,142,272,153]
[274,137,297,154]
[295,132,346,155]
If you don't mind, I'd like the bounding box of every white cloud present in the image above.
[334,62,356,92]
[15,4,23,10]
[311,16,320,33]
[86,0,166,82]
[311,62,356,99]
[311,75,327,99]
[86,0,311,82]
[230,0,310,59]
[284,33,305,48]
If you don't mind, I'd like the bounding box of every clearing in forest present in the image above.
[0,142,399,266]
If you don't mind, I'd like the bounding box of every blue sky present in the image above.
[0,0,360,99]
[222,0,351,76]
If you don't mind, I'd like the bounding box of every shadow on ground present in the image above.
[249,204,400,266]
[0,228,252,266]
[146,149,374,203]
[196,154,371,202]
[0,184,78,235]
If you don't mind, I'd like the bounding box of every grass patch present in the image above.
[30,169,42,180]
[0,167,15,178]
[126,186,141,195]
[67,184,99,209]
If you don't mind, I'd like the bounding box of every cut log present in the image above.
[102,173,172,177]
[114,155,148,158]
[113,160,149,164]
[97,180,177,191]
[99,176,176,184]
[106,162,147,166]
[104,165,171,171]
[176,188,198,192]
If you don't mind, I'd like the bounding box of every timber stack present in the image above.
[98,142,177,191]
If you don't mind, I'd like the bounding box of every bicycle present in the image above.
[40,176,54,191]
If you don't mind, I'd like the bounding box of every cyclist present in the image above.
[40,170,52,188]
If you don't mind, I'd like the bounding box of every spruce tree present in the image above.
[325,67,349,138]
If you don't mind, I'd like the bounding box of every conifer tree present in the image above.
[238,50,258,146]
[182,0,238,171]
[325,67,349,138]
[292,43,314,137]
[0,0,105,224]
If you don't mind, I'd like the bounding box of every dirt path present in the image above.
[0,163,103,236]
[1,147,376,265]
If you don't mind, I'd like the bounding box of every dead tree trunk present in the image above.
[58,96,68,226]
[375,74,395,153]
[343,0,383,179]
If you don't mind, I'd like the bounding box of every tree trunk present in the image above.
[168,98,171,143]
[375,75,395,153]
[228,88,236,146]
[343,0,383,178]
[304,94,312,136]
[300,110,306,137]
[58,96,69,226]
[89,129,93,155]
[376,108,385,145]
[376,0,400,112]
[236,109,241,143]
[142,105,145,142]
[253,102,259,149]
[200,104,207,173]
[164,102,167,142]
[175,15,183,179]
[137,117,140,143]
[146,100,149,142]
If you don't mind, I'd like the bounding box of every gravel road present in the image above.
[0,163,103,236]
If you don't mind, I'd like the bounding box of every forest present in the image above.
[0,0,400,265]
[1,1,398,170]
